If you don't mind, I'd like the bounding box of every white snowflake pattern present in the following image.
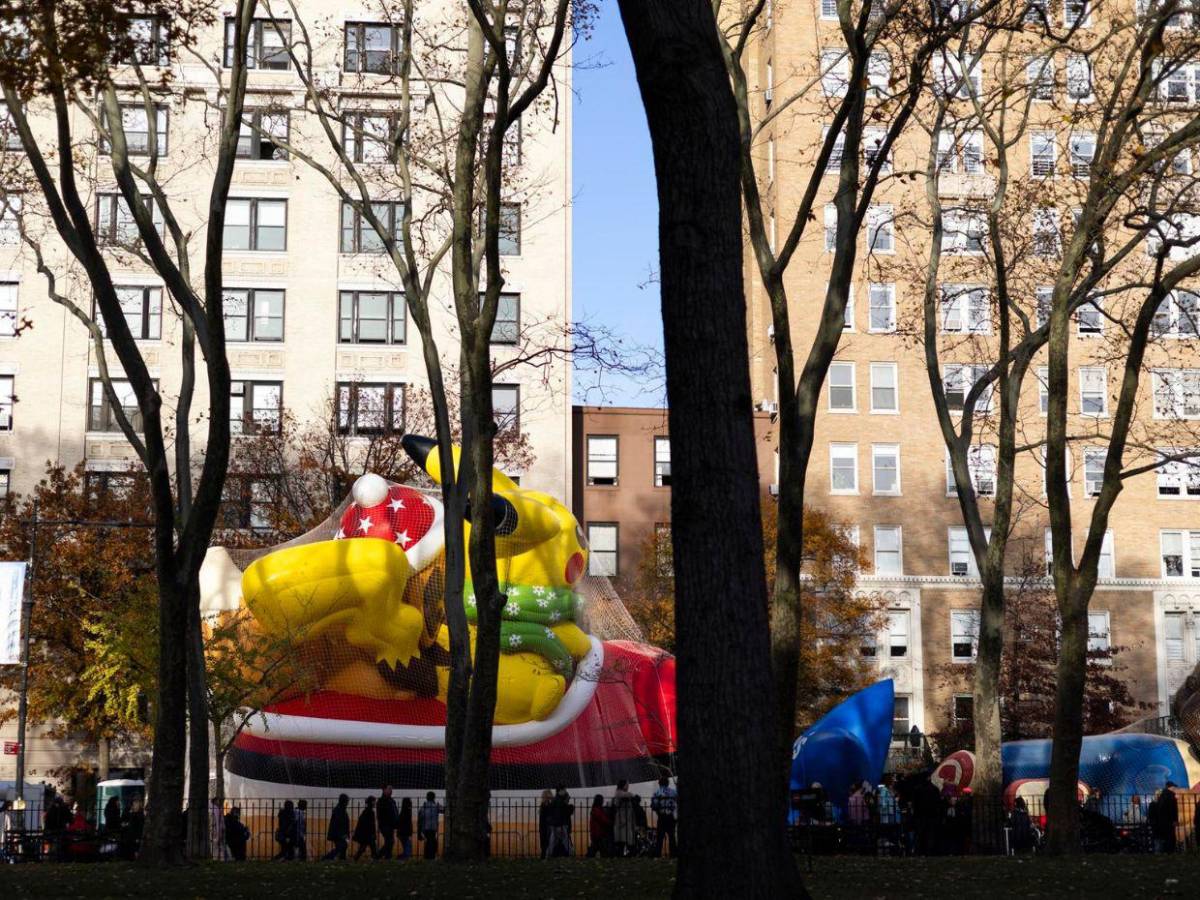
[535,596,550,609]
[531,586,547,597]
[466,594,477,607]
[549,610,561,623]
[543,627,555,639]
[505,601,521,617]
[508,634,523,648]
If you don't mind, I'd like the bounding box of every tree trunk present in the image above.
[771,441,804,764]
[616,0,803,894]
[1044,592,1088,855]
[971,574,1005,849]
[98,737,110,782]
[214,744,226,806]
[185,578,210,860]
[139,572,188,864]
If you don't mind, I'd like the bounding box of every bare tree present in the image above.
[0,0,260,862]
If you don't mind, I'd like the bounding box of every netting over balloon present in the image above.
[200,438,675,797]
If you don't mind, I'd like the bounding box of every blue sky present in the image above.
[571,3,662,407]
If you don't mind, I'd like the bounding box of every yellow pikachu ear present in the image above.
[487,488,561,551]
[402,434,520,493]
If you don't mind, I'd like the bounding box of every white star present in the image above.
[334,528,345,540]
[357,516,373,533]
[508,634,522,648]
[394,529,411,546]
[388,496,406,513]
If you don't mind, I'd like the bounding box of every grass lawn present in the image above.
[2,855,1200,898]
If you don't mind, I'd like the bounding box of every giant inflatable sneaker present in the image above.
[935,731,1200,805]
[200,436,676,795]
[790,679,895,808]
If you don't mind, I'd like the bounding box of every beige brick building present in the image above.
[0,3,571,782]
[744,1,1200,737]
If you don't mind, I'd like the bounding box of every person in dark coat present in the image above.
[103,796,122,835]
[353,795,379,861]
[587,794,611,858]
[323,794,351,861]
[1151,784,1179,853]
[119,799,145,861]
[417,792,442,859]
[377,785,399,860]
[274,799,297,860]
[537,789,553,858]
[398,797,414,860]
[224,806,250,862]
[1008,797,1035,854]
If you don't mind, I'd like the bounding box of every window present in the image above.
[1085,612,1111,659]
[822,125,846,175]
[1079,367,1107,416]
[221,288,283,343]
[493,384,520,433]
[935,52,982,99]
[1044,528,1056,576]
[940,285,990,334]
[874,526,902,575]
[1064,0,1091,27]
[1031,132,1056,178]
[828,362,856,411]
[843,285,855,330]
[947,445,997,497]
[942,208,986,254]
[951,609,980,659]
[870,363,898,413]
[491,293,520,344]
[335,382,405,436]
[867,51,891,98]
[861,631,878,658]
[587,523,618,576]
[829,443,858,494]
[587,435,618,486]
[1147,213,1200,260]
[1162,62,1194,103]
[88,378,146,432]
[949,527,990,577]
[1161,530,1200,577]
[0,194,19,242]
[888,611,909,657]
[1076,295,1102,334]
[872,444,901,495]
[338,290,405,344]
[1032,207,1061,258]
[224,17,291,70]
[342,111,397,163]
[943,364,992,413]
[340,200,404,253]
[765,58,773,106]
[344,21,403,74]
[0,375,12,430]
[122,15,170,66]
[95,193,165,246]
[1154,369,1200,419]
[1025,0,1048,23]
[936,130,984,174]
[224,198,286,251]
[1027,57,1054,101]
[866,205,894,253]
[1067,55,1092,100]
[893,696,911,736]
[221,476,278,532]
[868,283,895,332]
[498,202,521,256]
[84,470,141,501]
[1083,447,1106,496]
[100,104,169,156]
[1036,286,1053,328]
[1152,291,1200,337]
[863,127,891,173]
[0,282,17,337]
[1156,452,1200,498]
[230,380,282,435]
[1069,132,1095,179]
[654,436,671,487]
[98,286,163,341]
[821,0,838,18]
[953,694,974,723]
[1099,531,1115,577]
[0,467,9,498]
[236,109,289,160]
[822,204,838,252]
[821,49,849,97]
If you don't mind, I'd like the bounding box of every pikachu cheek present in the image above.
[565,551,585,584]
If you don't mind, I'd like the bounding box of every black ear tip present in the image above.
[402,434,436,466]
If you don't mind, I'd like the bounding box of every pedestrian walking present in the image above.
[611,780,637,858]
[378,786,398,859]
[398,797,414,860]
[538,788,554,858]
[295,800,308,860]
[353,796,379,860]
[587,794,611,858]
[418,792,442,859]
[224,806,250,862]
[545,786,575,858]
[323,794,351,861]
[650,776,677,858]
[274,799,297,860]
[103,796,121,835]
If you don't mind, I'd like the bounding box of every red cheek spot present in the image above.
[565,552,585,584]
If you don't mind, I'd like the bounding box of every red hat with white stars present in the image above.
[335,473,445,571]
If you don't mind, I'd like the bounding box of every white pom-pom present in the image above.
[352,473,390,508]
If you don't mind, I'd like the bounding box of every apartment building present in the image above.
[571,406,776,592]
[745,1,1200,737]
[0,4,571,782]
